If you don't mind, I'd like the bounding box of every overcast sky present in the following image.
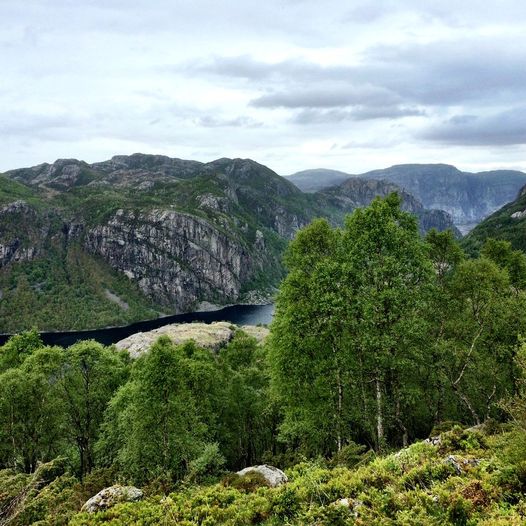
[1,0,526,174]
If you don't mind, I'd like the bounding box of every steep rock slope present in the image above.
[289,164,526,232]
[0,154,457,331]
[316,178,460,236]
[363,164,526,231]
[463,184,526,253]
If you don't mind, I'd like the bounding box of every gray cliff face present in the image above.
[317,178,460,236]
[362,165,526,228]
[0,154,467,330]
[289,164,526,231]
[85,208,262,311]
[0,201,49,266]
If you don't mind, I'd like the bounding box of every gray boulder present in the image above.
[236,464,288,487]
[81,485,143,513]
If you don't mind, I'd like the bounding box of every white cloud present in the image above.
[0,0,525,174]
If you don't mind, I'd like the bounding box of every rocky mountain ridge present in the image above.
[0,154,459,331]
[288,164,526,233]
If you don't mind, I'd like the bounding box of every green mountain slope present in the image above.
[463,185,526,253]
[0,154,458,332]
[4,425,525,525]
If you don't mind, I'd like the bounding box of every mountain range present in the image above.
[0,154,514,332]
[288,164,526,233]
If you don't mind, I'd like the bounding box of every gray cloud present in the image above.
[251,85,399,109]
[191,37,526,109]
[421,108,526,146]
[194,116,263,128]
[292,106,424,124]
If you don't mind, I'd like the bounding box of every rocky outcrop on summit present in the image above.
[5,159,98,191]
[85,208,260,310]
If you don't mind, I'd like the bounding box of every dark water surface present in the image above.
[0,304,275,348]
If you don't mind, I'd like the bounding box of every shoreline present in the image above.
[0,298,274,345]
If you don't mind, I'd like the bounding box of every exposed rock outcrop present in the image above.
[115,321,269,357]
[318,178,461,236]
[0,201,46,267]
[85,208,260,310]
[81,486,143,513]
[236,465,288,487]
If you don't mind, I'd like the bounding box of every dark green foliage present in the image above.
[0,245,159,332]
[270,194,435,453]
[463,188,526,253]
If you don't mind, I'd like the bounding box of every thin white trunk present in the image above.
[376,376,384,449]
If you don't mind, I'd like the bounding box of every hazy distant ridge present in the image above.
[287,164,526,230]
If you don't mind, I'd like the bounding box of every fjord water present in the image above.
[0,304,275,348]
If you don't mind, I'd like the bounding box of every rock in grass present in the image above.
[236,465,288,487]
[81,485,143,513]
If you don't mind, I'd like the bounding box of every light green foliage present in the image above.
[97,338,222,484]
[0,346,67,472]
[426,228,465,282]
[481,239,526,290]
[60,341,129,479]
[216,330,277,469]
[270,194,434,453]
[0,328,43,371]
[61,426,526,526]
[0,339,129,477]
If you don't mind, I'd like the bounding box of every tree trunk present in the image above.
[395,396,408,448]
[336,366,343,452]
[376,376,384,450]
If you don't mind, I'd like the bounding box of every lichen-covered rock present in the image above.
[81,485,143,513]
[236,465,288,487]
[115,321,269,357]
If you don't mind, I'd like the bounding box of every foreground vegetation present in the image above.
[1,194,526,524]
[2,424,526,525]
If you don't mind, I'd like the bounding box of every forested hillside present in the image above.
[0,155,457,332]
[1,195,526,524]
[464,184,526,253]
